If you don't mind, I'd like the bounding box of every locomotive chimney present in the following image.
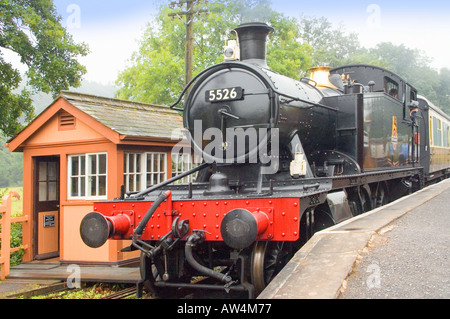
[234,22,274,68]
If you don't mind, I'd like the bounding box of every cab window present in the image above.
[385,77,399,99]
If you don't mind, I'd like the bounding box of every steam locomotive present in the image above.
[80,23,450,298]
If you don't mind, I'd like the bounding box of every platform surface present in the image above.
[259,179,450,299]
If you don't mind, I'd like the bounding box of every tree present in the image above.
[436,68,450,113]
[115,0,313,105]
[298,16,361,68]
[267,12,312,79]
[0,0,88,137]
[0,135,22,187]
[369,42,434,80]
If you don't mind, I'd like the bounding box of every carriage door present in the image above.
[33,156,60,260]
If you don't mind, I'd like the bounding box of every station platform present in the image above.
[259,178,450,299]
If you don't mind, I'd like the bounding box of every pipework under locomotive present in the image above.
[80,22,427,298]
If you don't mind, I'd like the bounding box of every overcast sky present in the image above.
[48,0,450,84]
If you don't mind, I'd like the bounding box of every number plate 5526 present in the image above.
[206,87,243,103]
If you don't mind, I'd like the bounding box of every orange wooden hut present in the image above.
[7,91,188,266]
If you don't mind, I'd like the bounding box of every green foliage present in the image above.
[267,12,312,79]
[10,222,24,266]
[298,16,362,68]
[0,0,89,137]
[0,136,23,188]
[116,0,237,104]
[24,283,133,299]
[1,187,24,266]
[436,68,450,113]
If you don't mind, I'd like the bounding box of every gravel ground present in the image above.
[339,188,450,299]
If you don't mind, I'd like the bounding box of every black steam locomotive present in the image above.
[80,23,450,298]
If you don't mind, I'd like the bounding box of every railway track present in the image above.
[101,286,137,299]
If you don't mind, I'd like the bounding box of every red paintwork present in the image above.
[93,196,301,243]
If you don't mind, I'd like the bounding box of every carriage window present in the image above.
[443,123,449,148]
[447,126,450,148]
[430,116,433,146]
[432,117,442,147]
[385,77,399,99]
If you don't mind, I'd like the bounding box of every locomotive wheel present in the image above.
[349,186,372,215]
[374,182,389,208]
[139,252,160,296]
[250,241,291,296]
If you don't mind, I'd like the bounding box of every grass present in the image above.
[0,187,23,217]
[22,283,136,299]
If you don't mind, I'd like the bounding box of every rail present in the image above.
[0,191,29,280]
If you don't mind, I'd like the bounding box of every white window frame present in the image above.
[123,152,168,193]
[68,152,108,200]
[123,153,142,193]
[145,152,167,188]
[171,153,197,184]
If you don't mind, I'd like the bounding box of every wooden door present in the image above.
[33,156,60,260]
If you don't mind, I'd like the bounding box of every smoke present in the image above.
[234,0,274,24]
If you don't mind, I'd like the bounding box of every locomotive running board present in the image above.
[330,167,423,190]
